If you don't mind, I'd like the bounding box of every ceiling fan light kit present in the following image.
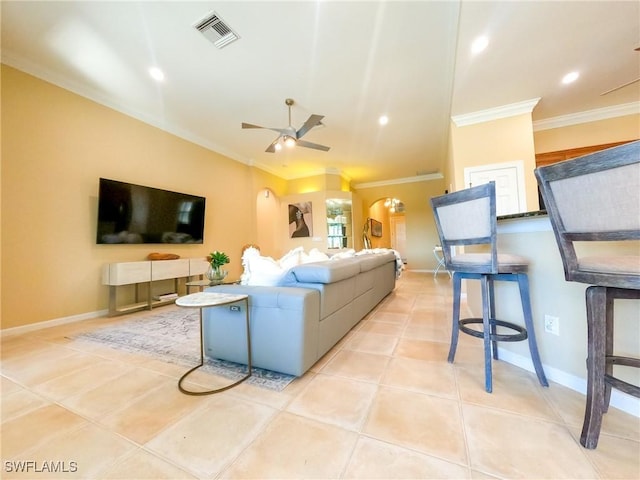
[242,98,330,153]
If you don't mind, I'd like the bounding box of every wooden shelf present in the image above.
[103,258,209,316]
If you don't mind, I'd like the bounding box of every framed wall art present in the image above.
[369,218,382,237]
[288,202,313,238]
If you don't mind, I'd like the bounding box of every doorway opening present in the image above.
[365,197,407,263]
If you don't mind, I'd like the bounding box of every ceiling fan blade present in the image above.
[265,139,279,153]
[600,77,640,96]
[296,139,330,152]
[296,114,324,139]
[242,122,290,135]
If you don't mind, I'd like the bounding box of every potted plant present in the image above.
[206,250,230,283]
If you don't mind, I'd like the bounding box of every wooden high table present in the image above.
[175,291,251,395]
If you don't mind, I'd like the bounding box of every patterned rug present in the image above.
[73,308,295,391]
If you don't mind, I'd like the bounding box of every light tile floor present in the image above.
[2,272,639,479]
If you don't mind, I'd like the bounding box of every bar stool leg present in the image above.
[517,273,548,387]
[581,286,607,449]
[448,272,463,363]
[603,290,614,413]
[488,277,499,360]
[481,274,493,393]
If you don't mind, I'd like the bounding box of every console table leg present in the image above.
[108,286,117,317]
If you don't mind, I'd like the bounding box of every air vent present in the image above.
[194,12,239,49]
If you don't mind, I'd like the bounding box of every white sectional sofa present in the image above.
[202,250,398,376]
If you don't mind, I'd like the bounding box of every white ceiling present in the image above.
[2,1,639,185]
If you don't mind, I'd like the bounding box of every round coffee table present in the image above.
[175,292,251,395]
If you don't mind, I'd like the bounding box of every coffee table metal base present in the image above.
[175,293,251,395]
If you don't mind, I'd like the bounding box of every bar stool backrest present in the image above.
[430,181,498,274]
[535,140,640,289]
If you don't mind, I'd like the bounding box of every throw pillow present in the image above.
[301,248,330,263]
[331,249,356,259]
[240,246,333,286]
[279,246,304,270]
[245,255,285,286]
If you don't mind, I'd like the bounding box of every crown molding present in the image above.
[353,173,443,189]
[452,98,541,127]
[532,101,640,131]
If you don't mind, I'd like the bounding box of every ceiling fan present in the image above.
[242,98,330,153]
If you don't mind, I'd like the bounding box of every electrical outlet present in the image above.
[544,315,560,336]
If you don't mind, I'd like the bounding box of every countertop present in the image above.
[497,210,547,221]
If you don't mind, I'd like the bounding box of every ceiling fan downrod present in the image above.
[285,98,294,127]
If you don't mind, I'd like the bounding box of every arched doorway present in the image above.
[365,197,406,262]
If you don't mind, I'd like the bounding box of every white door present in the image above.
[390,216,407,263]
[465,161,526,216]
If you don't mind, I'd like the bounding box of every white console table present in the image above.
[102,258,209,316]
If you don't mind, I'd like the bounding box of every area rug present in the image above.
[72,308,295,391]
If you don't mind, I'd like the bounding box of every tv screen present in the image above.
[97,178,206,244]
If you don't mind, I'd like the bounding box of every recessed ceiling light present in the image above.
[562,71,580,85]
[471,35,489,54]
[149,67,165,82]
[378,115,389,126]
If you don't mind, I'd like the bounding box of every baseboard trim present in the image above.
[1,309,108,338]
[405,268,451,275]
[497,346,640,418]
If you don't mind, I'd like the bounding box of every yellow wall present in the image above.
[252,170,287,257]
[368,200,390,249]
[270,189,362,257]
[354,179,446,270]
[286,172,349,196]
[450,113,538,210]
[1,65,281,329]
[533,114,640,153]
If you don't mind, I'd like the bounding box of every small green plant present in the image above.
[208,250,230,268]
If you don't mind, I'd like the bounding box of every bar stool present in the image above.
[430,182,548,393]
[535,140,640,449]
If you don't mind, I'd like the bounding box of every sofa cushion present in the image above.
[280,258,361,285]
[330,249,356,259]
[207,284,319,310]
[356,253,394,272]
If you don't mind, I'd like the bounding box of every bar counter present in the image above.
[463,212,639,416]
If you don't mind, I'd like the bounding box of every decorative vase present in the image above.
[205,265,228,284]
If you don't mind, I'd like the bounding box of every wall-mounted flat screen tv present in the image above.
[97,178,206,244]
